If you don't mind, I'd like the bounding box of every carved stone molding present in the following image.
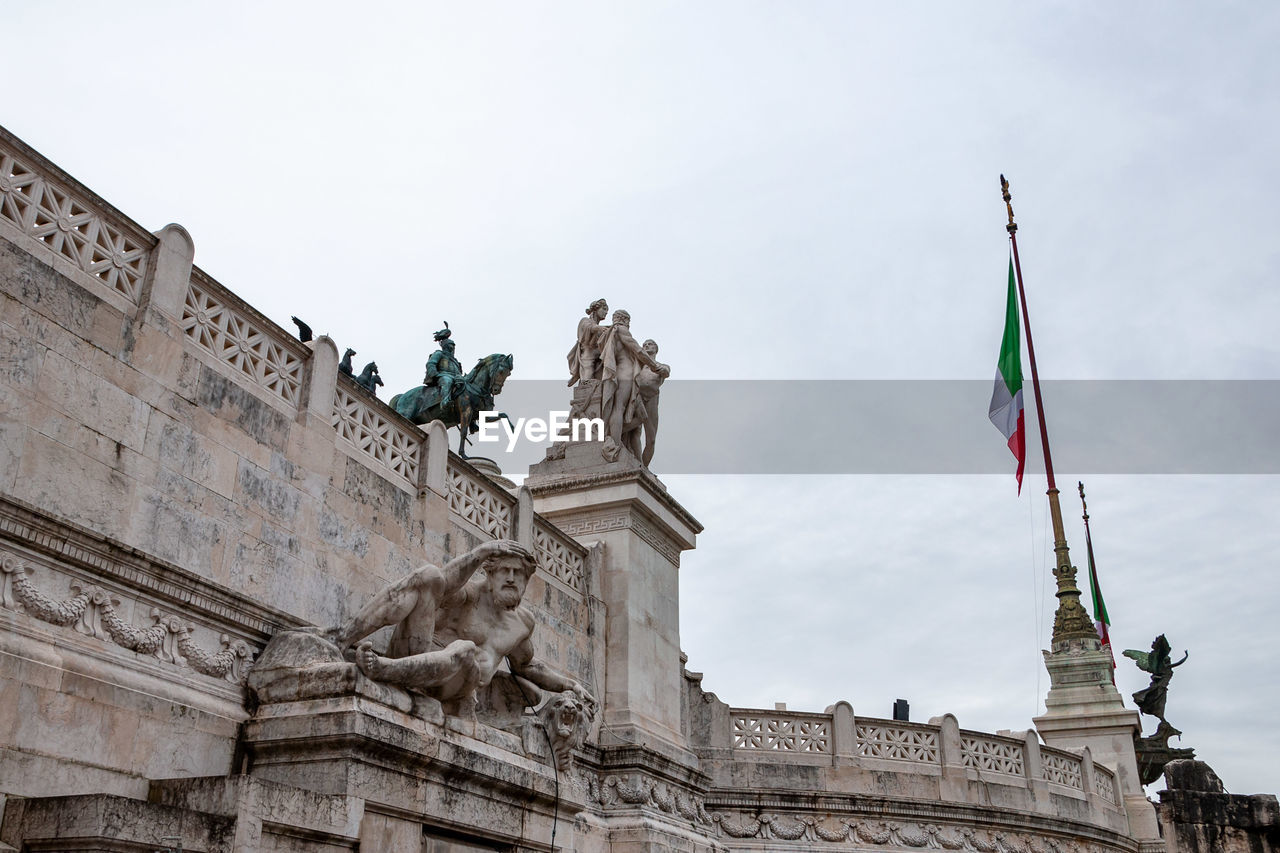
[705,811,1128,852]
[525,467,703,536]
[1,550,256,684]
[0,494,299,640]
[555,509,682,567]
[593,773,713,825]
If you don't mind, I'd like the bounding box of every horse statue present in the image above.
[355,361,383,396]
[390,353,514,456]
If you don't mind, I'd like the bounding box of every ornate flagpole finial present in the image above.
[1000,174,1017,234]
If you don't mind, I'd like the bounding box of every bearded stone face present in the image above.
[485,556,530,609]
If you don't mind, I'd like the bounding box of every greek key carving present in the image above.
[0,551,256,684]
[556,511,681,567]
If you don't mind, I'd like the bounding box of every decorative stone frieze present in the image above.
[594,772,714,824]
[0,495,295,639]
[556,507,683,567]
[704,810,1126,851]
[1,550,256,683]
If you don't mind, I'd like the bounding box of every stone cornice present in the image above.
[551,504,684,567]
[705,786,1138,850]
[526,467,703,535]
[591,743,715,792]
[0,493,303,639]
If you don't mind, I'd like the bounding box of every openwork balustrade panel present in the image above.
[532,520,584,592]
[447,463,513,539]
[332,383,421,486]
[1042,751,1085,791]
[856,724,939,763]
[1095,766,1117,804]
[181,278,305,407]
[733,713,831,753]
[0,144,151,304]
[960,735,1025,776]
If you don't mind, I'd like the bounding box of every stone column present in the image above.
[525,444,701,759]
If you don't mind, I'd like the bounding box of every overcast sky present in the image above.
[6,2,1278,795]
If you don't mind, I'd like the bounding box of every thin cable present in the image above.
[506,659,560,851]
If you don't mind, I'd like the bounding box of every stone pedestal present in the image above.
[1034,641,1163,846]
[526,442,702,760]
[242,690,588,850]
[466,455,517,491]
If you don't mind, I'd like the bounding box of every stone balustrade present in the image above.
[531,515,587,593]
[725,705,1119,808]
[0,122,580,597]
[0,128,155,310]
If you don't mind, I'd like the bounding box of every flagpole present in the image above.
[1000,176,1099,650]
[1078,480,1117,681]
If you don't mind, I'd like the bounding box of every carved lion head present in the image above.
[537,689,595,771]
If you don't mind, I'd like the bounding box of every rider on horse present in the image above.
[424,323,463,407]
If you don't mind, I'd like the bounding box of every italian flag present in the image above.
[988,259,1026,493]
[1084,521,1117,679]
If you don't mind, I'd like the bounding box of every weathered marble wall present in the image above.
[0,123,1157,852]
[0,124,598,805]
[1158,760,1279,853]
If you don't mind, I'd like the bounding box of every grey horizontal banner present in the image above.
[452,380,1280,475]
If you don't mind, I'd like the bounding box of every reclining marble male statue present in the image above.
[331,539,595,722]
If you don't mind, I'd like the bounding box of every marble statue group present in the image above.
[566,298,670,466]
